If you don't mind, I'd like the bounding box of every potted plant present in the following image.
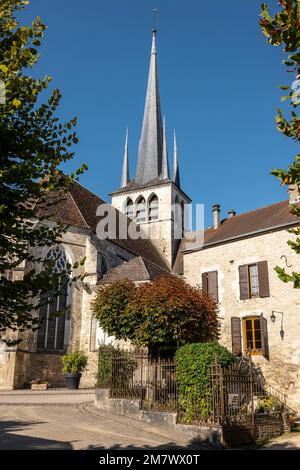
[61,351,88,390]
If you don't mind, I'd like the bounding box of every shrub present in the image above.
[175,342,235,423]
[61,351,88,374]
[97,345,116,388]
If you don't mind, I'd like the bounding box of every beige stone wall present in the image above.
[0,348,16,390]
[13,351,66,388]
[1,222,135,390]
[183,228,300,412]
[80,351,98,388]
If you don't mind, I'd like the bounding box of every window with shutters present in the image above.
[239,261,270,300]
[37,246,69,352]
[202,271,219,303]
[231,315,269,358]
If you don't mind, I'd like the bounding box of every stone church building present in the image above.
[1,29,299,413]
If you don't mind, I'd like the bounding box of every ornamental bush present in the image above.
[175,342,235,423]
[61,351,88,374]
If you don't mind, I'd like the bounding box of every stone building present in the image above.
[179,198,300,413]
[0,28,299,413]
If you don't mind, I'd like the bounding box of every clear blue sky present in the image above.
[22,0,294,227]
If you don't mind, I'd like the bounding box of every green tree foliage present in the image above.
[91,276,220,356]
[0,1,86,342]
[175,342,235,423]
[260,0,300,287]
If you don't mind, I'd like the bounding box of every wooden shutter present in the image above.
[260,313,269,359]
[239,265,250,300]
[258,261,270,298]
[202,272,208,293]
[208,271,219,303]
[231,317,242,355]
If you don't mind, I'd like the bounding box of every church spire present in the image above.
[135,28,164,184]
[161,116,170,179]
[173,131,180,188]
[121,128,129,188]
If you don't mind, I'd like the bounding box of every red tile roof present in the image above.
[43,182,169,270]
[184,200,298,253]
[173,200,299,269]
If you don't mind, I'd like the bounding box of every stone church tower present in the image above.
[111,29,191,268]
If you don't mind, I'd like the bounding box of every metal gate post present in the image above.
[250,355,255,440]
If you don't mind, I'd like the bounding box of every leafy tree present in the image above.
[260,0,300,287]
[0,1,86,342]
[91,276,220,358]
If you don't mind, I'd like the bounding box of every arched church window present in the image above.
[149,195,159,221]
[125,198,134,220]
[37,246,69,352]
[135,196,146,223]
[97,252,109,279]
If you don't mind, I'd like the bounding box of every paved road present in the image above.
[0,391,299,450]
[0,402,209,450]
[259,431,300,450]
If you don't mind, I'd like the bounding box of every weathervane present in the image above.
[152,8,158,31]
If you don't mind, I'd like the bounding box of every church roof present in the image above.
[48,182,169,270]
[173,199,299,272]
[97,256,170,285]
[110,177,191,202]
[135,29,166,185]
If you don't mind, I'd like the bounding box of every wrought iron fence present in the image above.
[103,352,293,430]
[110,354,178,411]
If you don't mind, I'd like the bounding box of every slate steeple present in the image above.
[135,29,165,184]
[162,116,170,180]
[173,131,180,187]
[121,128,129,188]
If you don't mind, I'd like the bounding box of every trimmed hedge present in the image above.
[175,342,235,423]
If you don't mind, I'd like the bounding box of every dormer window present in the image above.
[136,197,146,223]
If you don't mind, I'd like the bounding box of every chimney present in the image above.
[212,204,221,229]
[228,209,236,219]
